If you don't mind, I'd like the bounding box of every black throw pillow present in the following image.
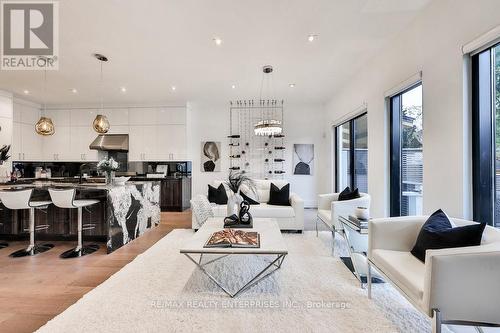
[207,184,228,205]
[268,183,291,206]
[338,187,360,201]
[410,209,486,262]
[241,191,260,205]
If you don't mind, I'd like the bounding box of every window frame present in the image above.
[389,82,423,217]
[334,112,368,192]
[471,45,496,226]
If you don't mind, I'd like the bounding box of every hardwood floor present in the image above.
[0,211,192,333]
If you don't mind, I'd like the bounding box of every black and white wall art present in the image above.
[293,144,314,175]
[201,141,221,172]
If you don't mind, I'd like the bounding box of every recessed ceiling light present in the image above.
[23,89,29,94]
[231,84,236,89]
[307,34,318,42]
[289,83,296,88]
[171,86,176,91]
[71,88,78,93]
[213,37,222,46]
[120,87,127,93]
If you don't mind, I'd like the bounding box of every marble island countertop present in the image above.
[0,180,161,253]
[0,180,156,191]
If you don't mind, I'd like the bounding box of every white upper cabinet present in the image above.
[20,123,43,161]
[157,107,186,125]
[11,122,21,160]
[105,108,129,126]
[129,107,156,125]
[45,109,70,126]
[107,125,129,134]
[11,105,188,163]
[43,126,71,161]
[70,109,97,127]
[12,102,43,161]
[70,126,98,161]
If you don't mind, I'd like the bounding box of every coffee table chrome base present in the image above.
[184,253,287,298]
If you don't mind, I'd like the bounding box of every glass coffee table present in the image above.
[180,218,288,298]
[338,216,382,288]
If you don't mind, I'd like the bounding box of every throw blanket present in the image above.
[190,194,214,227]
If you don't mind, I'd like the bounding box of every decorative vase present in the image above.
[355,206,370,220]
[226,191,243,217]
[105,171,115,185]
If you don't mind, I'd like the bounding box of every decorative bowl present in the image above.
[354,206,370,220]
[113,176,130,186]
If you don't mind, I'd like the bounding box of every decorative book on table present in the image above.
[204,229,260,248]
[348,215,369,229]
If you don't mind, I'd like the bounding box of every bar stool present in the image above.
[0,189,54,257]
[48,188,100,258]
[0,201,8,249]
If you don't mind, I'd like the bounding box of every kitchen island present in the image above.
[0,181,161,253]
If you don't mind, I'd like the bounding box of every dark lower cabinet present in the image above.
[0,201,108,241]
[160,177,191,212]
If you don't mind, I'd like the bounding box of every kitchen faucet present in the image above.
[79,163,90,184]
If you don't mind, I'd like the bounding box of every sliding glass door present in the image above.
[335,113,368,193]
[390,84,423,217]
[472,42,500,227]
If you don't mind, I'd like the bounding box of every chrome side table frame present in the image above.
[184,253,287,298]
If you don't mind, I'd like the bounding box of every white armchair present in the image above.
[316,192,371,253]
[367,216,500,333]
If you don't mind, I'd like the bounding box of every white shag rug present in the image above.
[36,230,441,333]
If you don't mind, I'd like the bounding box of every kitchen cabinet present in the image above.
[160,177,191,211]
[129,125,155,161]
[70,108,97,127]
[70,127,98,161]
[12,122,43,161]
[42,126,71,161]
[12,102,43,162]
[157,125,187,161]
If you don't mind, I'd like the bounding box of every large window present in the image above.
[335,113,368,193]
[390,84,423,217]
[472,42,500,227]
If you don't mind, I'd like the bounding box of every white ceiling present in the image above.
[0,0,431,106]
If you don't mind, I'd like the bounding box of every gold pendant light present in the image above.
[35,65,55,136]
[93,54,110,134]
[93,114,110,133]
[35,116,55,136]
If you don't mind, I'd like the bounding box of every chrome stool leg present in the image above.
[60,206,99,258]
[10,207,54,257]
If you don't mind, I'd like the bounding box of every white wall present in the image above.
[324,0,500,219]
[0,91,14,174]
[187,101,328,207]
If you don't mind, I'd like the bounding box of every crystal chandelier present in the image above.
[254,65,282,136]
[93,54,110,134]
[254,119,282,136]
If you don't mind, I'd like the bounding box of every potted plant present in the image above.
[224,171,255,216]
[97,157,119,185]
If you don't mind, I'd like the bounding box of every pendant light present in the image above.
[254,65,282,136]
[35,64,55,136]
[93,53,110,134]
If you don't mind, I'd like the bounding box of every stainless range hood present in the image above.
[89,134,129,151]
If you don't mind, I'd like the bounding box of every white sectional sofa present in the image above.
[367,216,500,333]
[192,179,304,232]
